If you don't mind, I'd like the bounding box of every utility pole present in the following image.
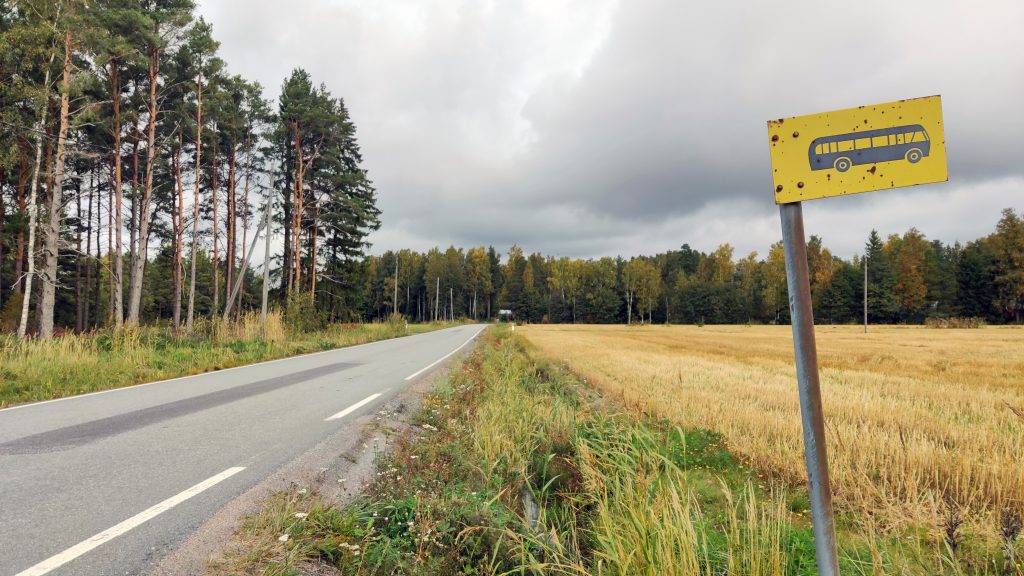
[393,255,399,317]
[863,253,868,333]
[434,277,440,322]
[450,287,454,322]
[261,200,271,325]
[223,201,268,321]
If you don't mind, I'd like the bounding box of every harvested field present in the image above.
[520,324,1024,535]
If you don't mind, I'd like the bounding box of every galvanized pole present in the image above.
[779,202,840,576]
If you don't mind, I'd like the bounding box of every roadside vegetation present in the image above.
[0,314,452,408]
[213,326,1022,575]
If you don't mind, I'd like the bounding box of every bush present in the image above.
[285,292,324,333]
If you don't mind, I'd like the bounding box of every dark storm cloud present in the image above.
[198,0,1023,259]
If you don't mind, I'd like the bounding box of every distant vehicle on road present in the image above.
[809,124,931,173]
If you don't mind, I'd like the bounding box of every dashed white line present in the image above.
[15,466,246,576]
[325,393,383,421]
[404,326,486,381]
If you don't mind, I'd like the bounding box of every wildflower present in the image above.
[294,512,307,519]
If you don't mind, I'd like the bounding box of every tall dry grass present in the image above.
[0,314,446,407]
[520,324,1024,540]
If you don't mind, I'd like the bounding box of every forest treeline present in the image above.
[362,208,1024,325]
[0,0,379,337]
[2,3,1022,337]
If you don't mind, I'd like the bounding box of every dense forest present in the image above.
[1,4,1022,338]
[0,0,379,337]
[361,208,1024,326]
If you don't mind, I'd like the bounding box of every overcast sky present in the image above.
[197,0,1023,260]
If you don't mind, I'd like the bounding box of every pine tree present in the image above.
[865,229,897,323]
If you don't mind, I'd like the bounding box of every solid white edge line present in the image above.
[14,466,246,576]
[325,392,383,421]
[404,326,486,381]
[0,325,470,414]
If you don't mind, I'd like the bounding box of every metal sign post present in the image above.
[768,96,948,576]
[779,201,839,575]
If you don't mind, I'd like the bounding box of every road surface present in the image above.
[0,324,487,576]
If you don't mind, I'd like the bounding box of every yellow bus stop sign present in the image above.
[768,95,947,204]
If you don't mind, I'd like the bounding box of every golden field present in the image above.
[519,324,1024,535]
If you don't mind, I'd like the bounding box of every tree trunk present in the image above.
[94,165,101,328]
[127,47,159,326]
[129,127,138,271]
[110,64,124,327]
[309,200,318,298]
[39,30,73,339]
[186,73,203,333]
[0,169,5,309]
[14,149,28,294]
[17,64,51,339]
[75,175,84,332]
[281,138,292,298]
[291,120,302,293]
[84,168,94,330]
[107,163,113,324]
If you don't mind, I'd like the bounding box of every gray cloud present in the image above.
[198,0,1024,260]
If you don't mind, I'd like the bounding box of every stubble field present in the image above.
[519,324,1024,539]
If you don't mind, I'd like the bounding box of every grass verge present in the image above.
[211,326,1022,575]
[0,313,454,408]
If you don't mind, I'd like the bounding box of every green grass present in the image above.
[0,312,454,408]
[211,327,1023,575]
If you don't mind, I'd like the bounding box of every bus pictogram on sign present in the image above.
[809,125,931,173]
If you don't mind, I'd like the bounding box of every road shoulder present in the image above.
[148,353,452,575]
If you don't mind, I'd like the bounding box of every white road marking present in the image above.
[325,393,382,421]
[405,326,486,381]
[15,466,246,576]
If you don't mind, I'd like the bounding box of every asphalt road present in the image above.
[0,324,487,576]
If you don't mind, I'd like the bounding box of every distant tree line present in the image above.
[0,0,379,336]
[362,208,1024,325]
